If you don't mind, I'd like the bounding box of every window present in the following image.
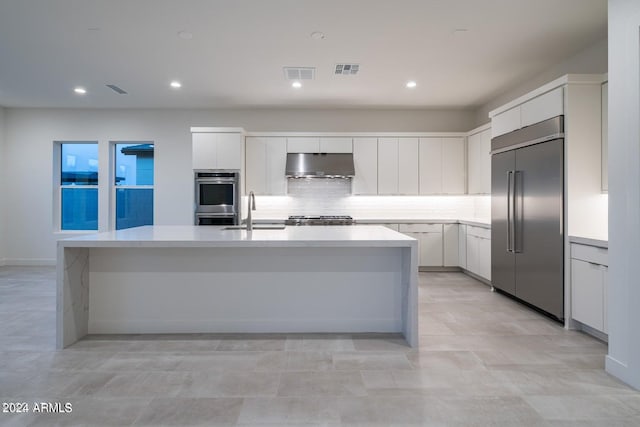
[114,142,154,230]
[60,143,99,230]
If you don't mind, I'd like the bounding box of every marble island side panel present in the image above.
[57,226,419,349]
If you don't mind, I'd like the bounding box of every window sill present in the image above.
[53,230,98,236]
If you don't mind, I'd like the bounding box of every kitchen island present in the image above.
[57,225,418,348]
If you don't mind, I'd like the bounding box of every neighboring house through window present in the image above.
[114,142,154,230]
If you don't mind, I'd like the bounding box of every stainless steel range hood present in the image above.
[285,153,355,178]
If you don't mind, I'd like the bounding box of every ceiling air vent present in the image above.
[334,64,359,75]
[283,67,315,80]
[106,84,127,94]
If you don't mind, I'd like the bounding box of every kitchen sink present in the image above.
[223,225,286,230]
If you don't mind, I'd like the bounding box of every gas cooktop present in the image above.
[285,215,355,226]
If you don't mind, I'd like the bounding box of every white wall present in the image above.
[0,107,5,265]
[2,107,475,263]
[474,38,608,126]
[606,0,640,390]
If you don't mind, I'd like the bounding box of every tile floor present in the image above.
[0,267,638,426]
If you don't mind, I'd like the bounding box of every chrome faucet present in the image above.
[246,191,256,231]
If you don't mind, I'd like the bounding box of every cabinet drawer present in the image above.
[466,225,491,239]
[571,243,608,266]
[571,258,605,331]
[398,223,443,233]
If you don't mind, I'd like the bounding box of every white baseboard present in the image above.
[605,355,640,390]
[3,258,56,266]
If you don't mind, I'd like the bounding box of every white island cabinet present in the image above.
[57,225,419,349]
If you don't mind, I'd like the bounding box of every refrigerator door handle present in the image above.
[507,170,514,253]
[514,170,522,253]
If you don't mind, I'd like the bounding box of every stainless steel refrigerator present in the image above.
[491,116,564,320]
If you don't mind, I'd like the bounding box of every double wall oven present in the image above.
[194,170,240,225]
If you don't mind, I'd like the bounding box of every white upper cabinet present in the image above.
[377,138,399,195]
[442,138,465,193]
[491,87,564,138]
[521,87,564,128]
[319,137,353,153]
[286,137,353,153]
[245,137,287,195]
[377,138,419,195]
[192,131,243,170]
[418,138,442,194]
[491,107,521,138]
[419,138,465,194]
[352,138,378,195]
[398,138,419,195]
[287,137,320,153]
[192,133,217,169]
[467,127,491,194]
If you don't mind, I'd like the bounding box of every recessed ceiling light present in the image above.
[177,31,193,40]
[406,81,417,89]
[310,31,325,40]
[453,28,469,35]
[74,87,87,95]
[292,81,302,89]
[170,81,182,89]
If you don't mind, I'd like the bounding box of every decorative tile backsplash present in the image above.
[249,178,491,222]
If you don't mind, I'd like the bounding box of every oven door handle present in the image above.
[196,178,237,184]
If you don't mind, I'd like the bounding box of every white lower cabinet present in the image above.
[570,242,608,334]
[466,234,479,275]
[465,225,491,281]
[458,224,467,269]
[398,224,443,267]
[443,224,459,267]
[477,237,491,280]
[372,222,488,274]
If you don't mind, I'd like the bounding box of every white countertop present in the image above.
[254,218,492,228]
[569,236,608,249]
[59,225,417,249]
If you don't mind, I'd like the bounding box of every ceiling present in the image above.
[0,0,607,110]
